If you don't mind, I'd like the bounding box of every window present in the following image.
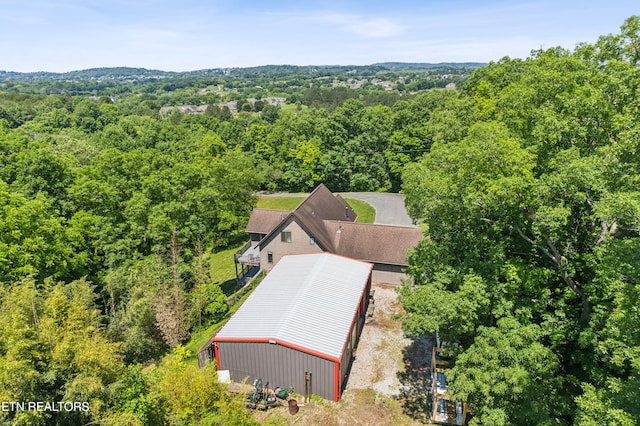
[281,231,292,243]
[310,237,315,245]
[267,252,273,263]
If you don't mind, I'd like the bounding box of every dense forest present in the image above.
[0,59,473,424]
[0,16,639,425]
[401,16,640,425]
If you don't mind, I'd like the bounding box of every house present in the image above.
[236,184,422,284]
[213,253,373,401]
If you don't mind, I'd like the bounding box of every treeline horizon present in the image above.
[0,62,487,80]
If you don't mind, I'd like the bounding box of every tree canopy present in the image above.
[401,16,640,425]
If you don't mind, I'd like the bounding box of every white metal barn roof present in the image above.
[215,253,373,360]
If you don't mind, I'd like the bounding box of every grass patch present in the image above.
[256,196,305,210]
[257,196,376,224]
[209,243,244,288]
[280,103,307,113]
[345,198,375,224]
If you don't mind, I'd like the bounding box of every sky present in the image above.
[1,0,638,73]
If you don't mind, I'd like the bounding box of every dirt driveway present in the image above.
[253,283,433,425]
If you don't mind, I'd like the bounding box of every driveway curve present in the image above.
[259,191,415,227]
[338,192,415,227]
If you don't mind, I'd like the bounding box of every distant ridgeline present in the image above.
[0,63,486,82]
[0,67,220,82]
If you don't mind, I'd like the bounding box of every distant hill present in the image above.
[0,63,486,82]
[0,67,169,82]
[373,62,487,70]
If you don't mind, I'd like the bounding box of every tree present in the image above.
[151,346,257,425]
[0,182,85,282]
[104,256,168,363]
[0,278,124,425]
[153,232,189,348]
[447,318,562,426]
[106,364,166,426]
[401,19,640,423]
[71,98,101,132]
[260,103,279,124]
[190,243,227,328]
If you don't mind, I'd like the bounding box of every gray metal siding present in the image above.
[340,336,352,395]
[338,288,368,395]
[218,342,336,400]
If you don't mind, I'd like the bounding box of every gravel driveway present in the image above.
[338,192,415,227]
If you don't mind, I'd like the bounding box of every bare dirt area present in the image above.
[252,283,434,425]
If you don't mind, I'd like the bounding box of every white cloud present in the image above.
[315,13,406,38]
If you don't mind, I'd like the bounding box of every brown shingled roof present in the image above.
[250,183,422,266]
[324,221,422,266]
[291,184,356,251]
[246,209,290,234]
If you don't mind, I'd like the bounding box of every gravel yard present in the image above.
[345,284,412,395]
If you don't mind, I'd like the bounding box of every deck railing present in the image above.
[234,241,260,265]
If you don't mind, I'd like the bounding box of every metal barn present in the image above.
[212,253,373,401]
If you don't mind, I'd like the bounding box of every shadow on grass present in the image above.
[397,334,434,423]
[220,278,239,296]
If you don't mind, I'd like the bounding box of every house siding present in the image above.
[217,342,336,400]
[259,218,323,272]
[372,263,408,285]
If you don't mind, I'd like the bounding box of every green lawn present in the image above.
[256,196,376,223]
[344,198,376,224]
[256,196,305,210]
[280,103,307,113]
[209,243,245,295]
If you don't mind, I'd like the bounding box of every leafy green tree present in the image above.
[190,244,228,328]
[104,256,168,363]
[260,103,279,124]
[0,182,85,282]
[281,138,323,191]
[205,104,232,122]
[71,98,101,132]
[151,346,258,425]
[1,144,75,213]
[0,278,124,425]
[447,318,562,426]
[401,18,640,423]
[107,364,166,425]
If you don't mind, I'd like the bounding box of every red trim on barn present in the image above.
[213,341,221,371]
[212,336,341,363]
[334,361,340,402]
